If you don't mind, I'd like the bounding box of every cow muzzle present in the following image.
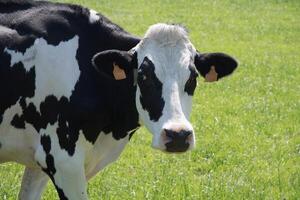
[160,128,194,153]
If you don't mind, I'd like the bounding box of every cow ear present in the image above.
[92,50,137,80]
[194,52,238,82]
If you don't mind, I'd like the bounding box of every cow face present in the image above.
[92,24,238,153]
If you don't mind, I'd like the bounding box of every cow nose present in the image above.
[163,129,192,152]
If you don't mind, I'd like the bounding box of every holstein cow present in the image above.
[0,0,238,199]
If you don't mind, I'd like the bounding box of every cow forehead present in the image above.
[135,24,196,78]
[140,23,191,47]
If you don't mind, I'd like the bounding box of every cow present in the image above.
[0,0,238,199]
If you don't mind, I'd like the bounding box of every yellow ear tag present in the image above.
[113,62,126,80]
[205,65,218,82]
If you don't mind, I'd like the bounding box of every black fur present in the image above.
[55,187,68,200]
[184,66,198,96]
[0,52,36,125]
[138,57,165,121]
[40,134,68,200]
[40,135,56,177]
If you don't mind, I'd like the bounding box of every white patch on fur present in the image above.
[0,102,39,166]
[35,125,88,199]
[89,9,100,24]
[134,24,196,150]
[5,36,81,112]
[85,132,129,180]
[35,128,129,181]
[5,44,36,72]
[1,36,81,166]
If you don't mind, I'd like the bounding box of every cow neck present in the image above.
[106,71,139,140]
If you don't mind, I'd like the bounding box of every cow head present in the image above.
[92,23,238,153]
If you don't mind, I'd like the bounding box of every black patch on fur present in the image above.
[138,57,165,121]
[45,154,56,175]
[11,95,59,132]
[56,99,80,156]
[0,51,36,125]
[55,186,69,200]
[40,160,68,200]
[11,114,25,129]
[184,66,198,96]
[41,164,68,200]
[41,135,51,154]
[40,135,56,176]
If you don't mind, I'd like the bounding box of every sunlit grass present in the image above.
[0,0,299,199]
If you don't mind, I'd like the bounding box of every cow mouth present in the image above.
[165,141,190,153]
[151,142,191,153]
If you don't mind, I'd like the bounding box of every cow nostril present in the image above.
[164,129,174,139]
[179,130,192,139]
[164,129,192,141]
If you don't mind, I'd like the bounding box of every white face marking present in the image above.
[89,9,100,24]
[134,24,197,151]
[5,36,81,112]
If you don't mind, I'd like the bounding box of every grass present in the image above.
[1,0,300,199]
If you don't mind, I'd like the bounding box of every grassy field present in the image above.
[1,0,299,199]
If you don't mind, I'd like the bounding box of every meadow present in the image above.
[0,0,299,199]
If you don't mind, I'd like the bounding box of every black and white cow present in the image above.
[0,0,238,199]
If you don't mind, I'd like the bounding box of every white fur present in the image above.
[89,9,100,24]
[0,101,39,166]
[1,36,81,166]
[4,36,81,112]
[85,132,129,180]
[35,126,88,200]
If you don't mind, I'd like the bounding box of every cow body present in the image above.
[0,1,238,199]
[0,1,140,199]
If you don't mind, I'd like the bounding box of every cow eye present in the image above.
[184,67,198,96]
[137,70,148,81]
[137,70,151,88]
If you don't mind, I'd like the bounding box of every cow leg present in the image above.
[18,167,49,200]
[35,146,88,200]
[48,160,88,200]
[34,128,89,199]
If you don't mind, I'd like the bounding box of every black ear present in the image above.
[92,50,137,80]
[194,52,238,82]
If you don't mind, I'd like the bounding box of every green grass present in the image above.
[1,0,300,199]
